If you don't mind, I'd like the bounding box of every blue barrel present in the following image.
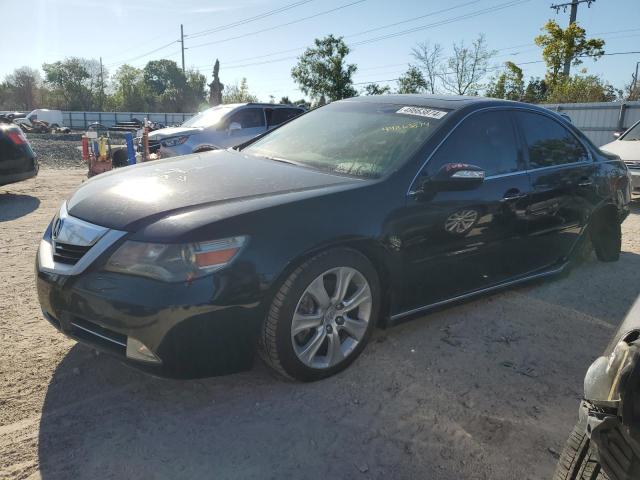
[124,132,136,165]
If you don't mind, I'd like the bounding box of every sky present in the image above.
[3,0,640,103]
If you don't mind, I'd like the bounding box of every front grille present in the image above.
[53,241,91,265]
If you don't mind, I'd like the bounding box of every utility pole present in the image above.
[180,24,185,74]
[550,0,596,77]
[99,56,104,110]
[633,61,639,95]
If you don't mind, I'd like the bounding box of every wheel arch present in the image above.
[265,238,395,327]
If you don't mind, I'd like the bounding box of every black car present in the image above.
[554,297,640,480]
[36,95,631,381]
[0,119,38,186]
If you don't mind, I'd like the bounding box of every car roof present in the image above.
[342,94,538,112]
[223,103,303,109]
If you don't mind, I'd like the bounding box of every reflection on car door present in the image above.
[218,107,267,148]
[513,110,597,269]
[393,110,534,313]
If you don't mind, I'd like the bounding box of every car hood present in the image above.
[67,150,362,231]
[600,140,640,160]
[148,126,202,140]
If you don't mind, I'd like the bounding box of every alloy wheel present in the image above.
[291,267,372,369]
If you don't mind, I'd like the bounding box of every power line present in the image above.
[193,0,530,70]
[187,0,317,39]
[106,40,179,68]
[188,0,368,50]
[350,0,532,47]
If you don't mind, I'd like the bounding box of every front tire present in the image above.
[554,421,609,480]
[259,248,380,381]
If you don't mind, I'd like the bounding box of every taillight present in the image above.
[6,129,27,145]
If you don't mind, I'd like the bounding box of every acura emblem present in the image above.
[52,218,63,239]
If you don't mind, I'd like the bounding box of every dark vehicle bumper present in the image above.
[36,259,265,378]
[0,161,38,187]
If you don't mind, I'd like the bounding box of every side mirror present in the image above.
[227,122,242,135]
[613,131,622,139]
[432,163,485,191]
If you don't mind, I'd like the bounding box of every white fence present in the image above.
[542,101,640,146]
[62,111,195,129]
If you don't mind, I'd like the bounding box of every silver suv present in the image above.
[147,103,304,158]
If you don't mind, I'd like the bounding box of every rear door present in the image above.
[396,109,534,311]
[266,107,303,130]
[513,110,597,269]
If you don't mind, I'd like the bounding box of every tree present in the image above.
[143,59,186,97]
[363,83,390,95]
[223,78,258,103]
[411,41,443,94]
[208,59,224,106]
[112,64,146,111]
[43,58,95,109]
[522,77,549,104]
[3,67,41,110]
[184,69,207,112]
[440,34,495,95]
[545,73,618,103]
[535,20,605,84]
[485,61,524,101]
[396,66,428,94]
[279,96,292,104]
[291,35,357,102]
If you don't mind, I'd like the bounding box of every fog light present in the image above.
[126,337,161,364]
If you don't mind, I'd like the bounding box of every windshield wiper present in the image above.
[263,155,305,167]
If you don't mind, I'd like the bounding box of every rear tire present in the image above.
[259,248,380,382]
[591,213,621,262]
[554,421,610,480]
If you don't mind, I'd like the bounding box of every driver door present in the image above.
[217,107,267,148]
[395,109,535,312]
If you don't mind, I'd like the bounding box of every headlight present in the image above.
[104,236,247,282]
[161,136,190,147]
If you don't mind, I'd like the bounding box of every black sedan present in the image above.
[0,119,38,187]
[36,95,631,381]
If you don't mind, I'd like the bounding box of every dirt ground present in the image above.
[1,168,639,480]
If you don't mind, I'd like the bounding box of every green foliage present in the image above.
[223,78,258,104]
[396,66,428,94]
[291,35,357,102]
[42,57,97,110]
[279,96,291,104]
[1,67,41,110]
[522,77,549,104]
[535,20,605,84]
[486,62,525,101]
[545,74,618,103]
[363,83,391,95]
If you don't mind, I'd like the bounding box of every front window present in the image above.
[182,106,234,128]
[242,102,448,178]
[620,121,640,141]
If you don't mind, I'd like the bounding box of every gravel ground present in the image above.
[25,133,125,170]
[1,169,639,480]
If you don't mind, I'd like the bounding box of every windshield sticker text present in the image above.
[396,106,447,119]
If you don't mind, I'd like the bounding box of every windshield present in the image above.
[182,106,234,128]
[242,102,447,178]
[620,121,640,141]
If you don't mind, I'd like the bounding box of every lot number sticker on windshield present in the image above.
[396,106,447,119]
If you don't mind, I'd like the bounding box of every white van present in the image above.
[14,109,64,128]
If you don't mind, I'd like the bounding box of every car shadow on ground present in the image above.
[0,192,40,221]
[37,234,640,479]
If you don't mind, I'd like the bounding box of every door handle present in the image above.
[578,178,593,187]
[501,189,528,202]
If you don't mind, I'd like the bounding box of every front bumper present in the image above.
[36,220,264,377]
[0,160,38,187]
